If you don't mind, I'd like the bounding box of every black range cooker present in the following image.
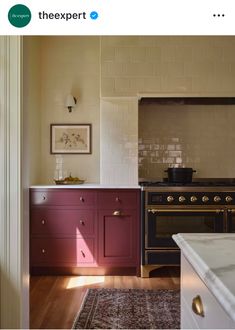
[140,180,235,277]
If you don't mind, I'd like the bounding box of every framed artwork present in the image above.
[50,124,92,154]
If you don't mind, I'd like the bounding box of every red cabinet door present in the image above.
[98,210,137,266]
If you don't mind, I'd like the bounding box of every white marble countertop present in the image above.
[30,183,141,189]
[173,233,235,322]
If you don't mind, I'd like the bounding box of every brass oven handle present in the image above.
[148,208,223,213]
[192,295,205,317]
[113,210,121,216]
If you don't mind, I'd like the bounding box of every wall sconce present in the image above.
[65,94,77,112]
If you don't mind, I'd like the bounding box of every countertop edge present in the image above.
[30,184,141,189]
[173,233,235,323]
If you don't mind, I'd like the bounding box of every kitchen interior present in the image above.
[25,36,235,329]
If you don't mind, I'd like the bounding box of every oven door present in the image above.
[146,208,224,248]
[227,209,235,232]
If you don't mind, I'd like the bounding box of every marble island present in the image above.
[173,233,235,329]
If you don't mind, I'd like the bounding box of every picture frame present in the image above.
[50,124,92,154]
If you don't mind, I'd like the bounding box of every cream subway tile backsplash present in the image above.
[101,36,235,97]
[139,104,235,180]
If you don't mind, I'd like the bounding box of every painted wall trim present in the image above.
[0,36,27,329]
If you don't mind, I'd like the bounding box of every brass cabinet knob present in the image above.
[42,196,46,200]
[41,220,45,225]
[115,197,120,202]
[192,295,205,317]
[42,249,46,254]
[113,210,121,216]
[80,250,85,257]
[80,220,85,225]
[80,196,84,202]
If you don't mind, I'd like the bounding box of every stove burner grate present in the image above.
[140,180,235,187]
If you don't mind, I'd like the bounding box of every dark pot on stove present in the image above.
[165,167,196,183]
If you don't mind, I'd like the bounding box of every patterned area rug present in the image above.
[72,288,180,329]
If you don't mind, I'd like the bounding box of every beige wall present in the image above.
[40,37,100,184]
[23,37,41,184]
[24,36,235,184]
[139,104,235,179]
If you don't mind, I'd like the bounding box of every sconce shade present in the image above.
[65,94,77,112]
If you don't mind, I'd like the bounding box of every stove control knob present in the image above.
[167,196,174,203]
[179,196,186,203]
[202,196,209,203]
[190,196,197,203]
[225,196,233,203]
[214,196,221,203]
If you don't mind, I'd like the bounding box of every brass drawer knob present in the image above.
[80,197,84,202]
[80,250,85,257]
[113,210,121,216]
[192,295,205,317]
[41,220,45,225]
[80,220,85,225]
[115,197,120,202]
[42,249,46,254]
[42,196,46,200]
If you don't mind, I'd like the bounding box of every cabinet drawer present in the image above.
[31,208,95,236]
[31,238,95,265]
[181,255,233,329]
[31,190,96,207]
[98,191,138,210]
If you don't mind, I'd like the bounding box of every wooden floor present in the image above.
[30,267,180,329]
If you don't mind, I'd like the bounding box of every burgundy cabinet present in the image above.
[30,188,140,275]
[30,189,98,272]
[98,191,138,210]
[31,208,95,237]
[98,190,140,267]
[31,238,95,265]
[98,211,137,266]
[31,190,95,207]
